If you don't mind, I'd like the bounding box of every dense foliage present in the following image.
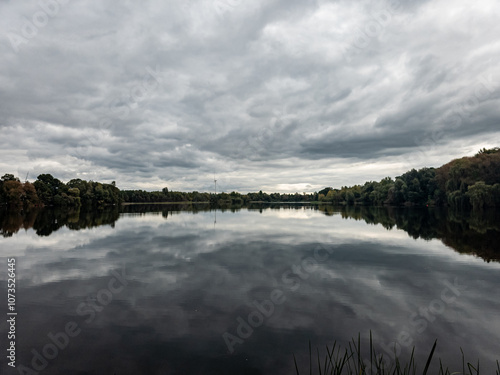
[121,188,212,203]
[1,148,499,208]
[318,147,500,209]
[0,174,121,208]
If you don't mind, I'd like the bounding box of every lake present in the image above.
[1,204,499,374]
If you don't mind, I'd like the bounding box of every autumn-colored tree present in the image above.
[3,180,25,206]
[23,182,40,206]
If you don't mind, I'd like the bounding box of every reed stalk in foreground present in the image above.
[293,333,500,375]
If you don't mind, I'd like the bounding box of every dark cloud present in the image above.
[1,0,499,191]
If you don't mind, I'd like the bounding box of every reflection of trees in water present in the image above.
[0,204,221,237]
[121,203,210,219]
[0,206,120,237]
[319,205,500,263]
[2,204,499,263]
[0,209,38,237]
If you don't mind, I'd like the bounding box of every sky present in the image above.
[1,0,499,193]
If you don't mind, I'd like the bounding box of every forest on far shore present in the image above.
[1,147,499,210]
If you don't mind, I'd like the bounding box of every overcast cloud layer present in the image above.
[1,0,499,192]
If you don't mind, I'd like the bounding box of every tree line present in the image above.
[1,147,499,209]
[315,147,500,209]
[0,174,121,208]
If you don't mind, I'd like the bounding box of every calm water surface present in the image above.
[0,205,499,374]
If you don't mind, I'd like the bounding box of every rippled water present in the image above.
[1,205,499,374]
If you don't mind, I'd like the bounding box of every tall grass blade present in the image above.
[325,344,334,374]
[293,353,300,375]
[317,347,322,375]
[467,362,477,374]
[358,333,361,371]
[309,340,312,375]
[370,331,373,375]
[461,348,465,375]
[293,336,497,375]
[422,339,437,375]
[409,347,415,374]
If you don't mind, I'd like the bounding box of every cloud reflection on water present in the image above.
[0,205,499,374]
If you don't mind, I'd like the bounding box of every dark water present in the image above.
[0,205,499,374]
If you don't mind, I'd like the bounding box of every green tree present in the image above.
[1,174,19,182]
[466,181,494,210]
[346,191,355,205]
[34,174,65,205]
